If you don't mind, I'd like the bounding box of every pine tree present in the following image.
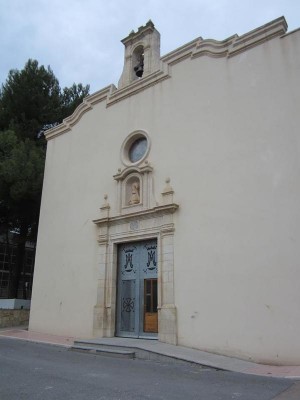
[0,59,90,298]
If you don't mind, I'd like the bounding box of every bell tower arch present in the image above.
[118,20,161,88]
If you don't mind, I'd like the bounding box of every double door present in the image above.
[116,239,158,338]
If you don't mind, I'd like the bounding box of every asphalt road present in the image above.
[0,338,296,400]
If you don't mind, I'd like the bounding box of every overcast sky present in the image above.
[0,0,299,93]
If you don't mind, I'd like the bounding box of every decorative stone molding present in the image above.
[107,68,169,107]
[113,162,156,215]
[45,85,116,141]
[94,203,179,227]
[120,130,151,167]
[163,16,287,63]
[93,174,179,345]
[99,194,110,217]
[45,17,288,141]
[228,16,288,57]
[161,178,174,205]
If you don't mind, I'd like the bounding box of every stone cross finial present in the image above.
[100,194,110,217]
[162,178,174,205]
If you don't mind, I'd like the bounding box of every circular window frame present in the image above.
[121,130,150,166]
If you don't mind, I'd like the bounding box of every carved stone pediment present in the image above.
[93,159,179,345]
[113,162,156,215]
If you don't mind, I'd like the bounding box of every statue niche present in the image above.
[129,181,140,205]
[126,176,141,206]
[113,163,154,213]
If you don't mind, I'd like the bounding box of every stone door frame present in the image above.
[93,203,178,345]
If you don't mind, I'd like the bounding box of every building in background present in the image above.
[30,17,300,365]
[0,234,35,301]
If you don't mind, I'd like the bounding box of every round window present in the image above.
[121,131,150,166]
[129,137,148,163]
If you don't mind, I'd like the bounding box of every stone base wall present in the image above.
[0,309,30,328]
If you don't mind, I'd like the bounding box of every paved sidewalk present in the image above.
[1,326,300,379]
[0,326,73,347]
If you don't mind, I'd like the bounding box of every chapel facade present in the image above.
[29,17,300,365]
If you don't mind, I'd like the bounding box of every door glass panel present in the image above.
[120,280,136,332]
[144,278,158,333]
[145,279,152,312]
[153,280,157,312]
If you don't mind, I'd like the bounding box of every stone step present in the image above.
[73,340,130,351]
[70,344,135,359]
[72,340,201,366]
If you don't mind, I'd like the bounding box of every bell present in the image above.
[134,62,144,77]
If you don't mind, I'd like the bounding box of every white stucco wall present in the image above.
[30,26,300,364]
